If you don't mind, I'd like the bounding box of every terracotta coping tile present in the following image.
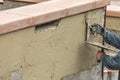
[9,0,48,3]
[0,14,33,34]
[107,0,120,17]
[0,0,3,3]
[0,0,110,35]
[107,5,120,17]
[111,1,120,6]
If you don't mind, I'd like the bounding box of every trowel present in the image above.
[86,41,118,53]
[85,22,118,54]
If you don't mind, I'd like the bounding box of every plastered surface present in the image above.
[0,8,104,80]
[106,17,120,31]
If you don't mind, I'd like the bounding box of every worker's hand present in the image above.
[90,23,104,36]
[96,50,105,62]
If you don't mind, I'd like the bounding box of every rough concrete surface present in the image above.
[0,8,105,80]
[0,0,31,11]
[62,64,102,80]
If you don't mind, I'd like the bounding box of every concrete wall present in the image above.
[0,8,105,80]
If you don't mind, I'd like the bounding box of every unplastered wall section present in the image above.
[0,8,105,80]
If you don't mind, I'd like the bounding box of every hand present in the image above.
[90,23,103,35]
[96,50,105,61]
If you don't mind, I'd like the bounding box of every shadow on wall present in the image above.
[35,20,60,32]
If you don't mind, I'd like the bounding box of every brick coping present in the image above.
[0,0,110,35]
[107,1,120,17]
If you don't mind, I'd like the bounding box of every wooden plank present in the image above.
[9,0,48,3]
[86,42,118,53]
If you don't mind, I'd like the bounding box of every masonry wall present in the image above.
[0,8,105,80]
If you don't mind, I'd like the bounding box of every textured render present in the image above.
[106,17,120,31]
[0,1,31,11]
[0,8,105,80]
